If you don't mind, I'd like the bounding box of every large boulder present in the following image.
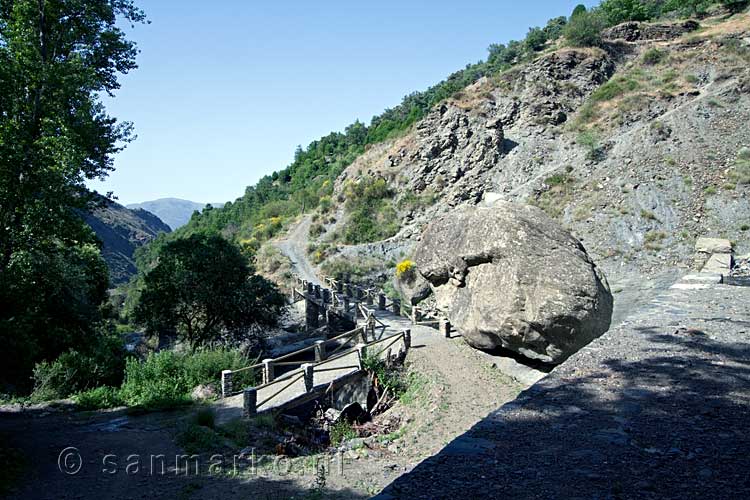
[414,202,613,364]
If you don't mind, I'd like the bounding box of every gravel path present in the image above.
[275,216,320,285]
[375,277,750,499]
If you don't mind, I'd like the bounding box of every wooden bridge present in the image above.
[214,274,451,421]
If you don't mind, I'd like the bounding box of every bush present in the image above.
[395,260,416,281]
[119,349,254,409]
[341,177,401,244]
[73,386,123,410]
[600,0,652,25]
[31,333,127,401]
[564,9,608,47]
[642,48,667,65]
[329,420,357,446]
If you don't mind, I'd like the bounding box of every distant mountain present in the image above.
[127,198,223,230]
[84,197,171,285]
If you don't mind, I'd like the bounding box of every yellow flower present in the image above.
[395,259,415,278]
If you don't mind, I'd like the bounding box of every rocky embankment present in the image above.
[314,14,750,289]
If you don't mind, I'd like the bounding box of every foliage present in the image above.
[525,27,548,52]
[600,0,652,24]
[329,420,357,446]
[572,4,588,18]
[0,0,145,392]
[395,260,416,281]
[590,76,640,102]
[147,9,585,259]
[720,0,750,13]
[119,348,253,408]
[73,386,124,410]
[340,177,400,244]
[564,8,609,47]
[31,332,127,401]
[642,48,667,65]
[1,242,112,392]
[134,234,284,348]
[729,148,750,184]
[577,130,604,161]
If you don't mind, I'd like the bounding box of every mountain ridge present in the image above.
[127,197,224,230]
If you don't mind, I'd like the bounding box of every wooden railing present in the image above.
[236,329,411,416]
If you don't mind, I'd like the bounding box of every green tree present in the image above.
[571,4,588,18]
[0,0,145,390]
[719,0,749,13]
[564,8,609,47]
[524,27,548,52]
[600,0,651,25]
[134,234,285,349]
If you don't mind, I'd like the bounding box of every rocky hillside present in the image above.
[310,13,750,289]
[85,197,171,285]
[127,198,223,230]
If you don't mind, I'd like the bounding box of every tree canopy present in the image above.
[134,234,285,349]
[0,0,145,390]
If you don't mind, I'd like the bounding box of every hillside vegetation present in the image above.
[142,1,749,286]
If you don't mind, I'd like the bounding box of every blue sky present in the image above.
[90,0,598,205]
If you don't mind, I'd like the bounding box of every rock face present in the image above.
[395,268,432,305]
[415,202,613,364]
[602,20,699,42]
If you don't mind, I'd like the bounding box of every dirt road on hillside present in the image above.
[275,216,320,285]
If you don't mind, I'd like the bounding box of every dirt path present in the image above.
[1,219,531,500]
[274,215,320,285]
[267,219,532,496]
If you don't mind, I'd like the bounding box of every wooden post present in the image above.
[262,359,274,384]
[306,298,320,330]
[221,369,233,398]
[378,294,386,311]
[314,340,327,362]
[243,388,257,417]
[403,329,411,349]
[366,312,375,340]
[411,306,419,325]
[345,283,353,298]
[440,319,451,338]
[336,281,343,294]
[392,298,401,315]
[302,363,314,392]
[356,343,368,364]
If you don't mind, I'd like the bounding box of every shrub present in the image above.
[395,260,416,281]
[329,420,357,446]
[73,386,123,410]
[119,349,254,409]
[341,177,401,244]
[590,77,639,102]
[642,48,667,65]
[600,0,652,25]
[564,9,608,47]
[31,334,127,401]
[577,131,604,161]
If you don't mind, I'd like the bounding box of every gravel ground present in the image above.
[375,278,750,499]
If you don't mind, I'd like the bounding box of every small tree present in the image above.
[571,4,588,18]
[524,27,548,52]
[134,234,285,348]
[600,0,652,25]
[564,9,609,47]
